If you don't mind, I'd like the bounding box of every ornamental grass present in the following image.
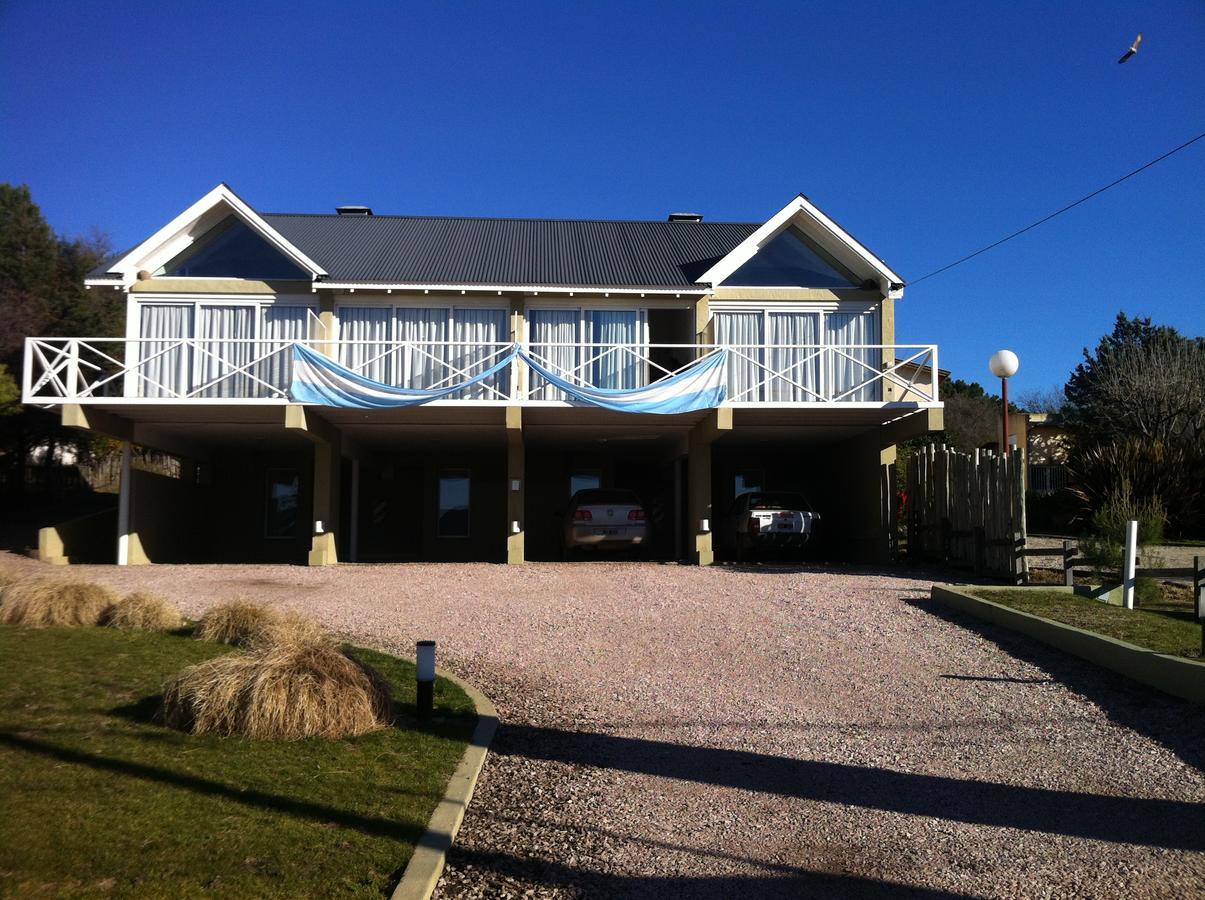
[0,575,118,627]
[193,600,327,649]
[101,592,185,632]
[159,642,393,740]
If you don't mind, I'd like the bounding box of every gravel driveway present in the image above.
[6,554,1204,898]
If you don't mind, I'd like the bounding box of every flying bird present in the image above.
[1117,32,1142,64]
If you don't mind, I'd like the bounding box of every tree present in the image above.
[0,184,117,496]
[1063,312,1205,446]
[1062,312,1205,537]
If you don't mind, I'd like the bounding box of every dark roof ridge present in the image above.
[261,211,759,226]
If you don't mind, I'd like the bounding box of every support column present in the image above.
[349,458,360,563]
[506,406,525,564]
[687,408,732,565]
[288,405,343,567]
[308,436,342,566]
[117,441,132,565]
[317,292,338,359]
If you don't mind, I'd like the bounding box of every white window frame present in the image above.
[522,301,651,386]
[130,294,318,397]
[709,300,881,403]
[333,298,511,387]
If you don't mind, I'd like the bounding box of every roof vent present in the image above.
[336,205,373,216]
[667,212,703,222]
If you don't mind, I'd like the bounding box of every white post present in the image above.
[1122,518,1138,610]
[117,441,132,566]
[349,458,360,563]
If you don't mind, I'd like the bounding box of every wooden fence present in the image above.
[906,445,1027,581]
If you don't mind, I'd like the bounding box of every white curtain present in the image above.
[528,309,579,400]
[396,307,449,389]
[138,304,193,398]
[259,306,310,396]
[826,309,881,401]
[714,311,763,402]
[339,307,392,383]
[587,310,640,389]
[767,311,820,401]
[450,308,508,400]
[197,305,257,398]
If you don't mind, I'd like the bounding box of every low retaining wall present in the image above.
[931,585,1205,705]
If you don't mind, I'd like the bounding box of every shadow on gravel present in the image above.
[905,595,1205,773]
[447,846,976,899]
[492,725,1205,852]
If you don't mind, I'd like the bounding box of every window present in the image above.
[438,471,471,538]
[336,305,509,397]
[735,469,763,498]
[713,305,880,402]
[527,306,648,399]
[569,472,601,496]
[157,216,307,280]
[265,469,301,538]
[137,301,316,399]
[724,226,858,288]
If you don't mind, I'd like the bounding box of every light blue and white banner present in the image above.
[288,342,515,409]
[288,343,728,414]
[516,347,728,414]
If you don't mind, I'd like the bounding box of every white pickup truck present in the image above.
[723,491,820,561]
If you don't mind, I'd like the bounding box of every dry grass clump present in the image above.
[0,576,118,627]
[160,642,393,740]
[193,600,327,649]
[101,592,185,632]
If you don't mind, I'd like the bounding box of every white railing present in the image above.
[23,337,939,406]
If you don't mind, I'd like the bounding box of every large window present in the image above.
[723,226,858,289]
[137,300,315,399]
[337,305,509,399]
[713,305,879,403]
[527,306,648,399]
[437,471,471,538]
[157,217,307,280]
[265,469,301,538]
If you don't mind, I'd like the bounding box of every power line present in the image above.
[909,130,1205,286]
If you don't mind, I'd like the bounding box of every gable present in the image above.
[696,195,904,298]
[722,225,858,288]
[155,216,308,279]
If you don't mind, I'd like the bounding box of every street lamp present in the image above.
[988,350,1020,454]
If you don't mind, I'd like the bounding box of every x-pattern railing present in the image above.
[23,337,939,405]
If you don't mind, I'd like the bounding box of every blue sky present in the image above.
[2,1,1202,396]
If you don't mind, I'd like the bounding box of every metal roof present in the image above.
[258,214,759,288]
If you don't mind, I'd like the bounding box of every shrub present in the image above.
[1078,483,1167,602]
[194,601,326,649]
[159,643,393,740]
[0,576,117,627]
[101,592,184,632]
[1068,437,1201,537]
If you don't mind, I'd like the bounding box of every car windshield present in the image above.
[746,492,810,511]
[573,489,640,505]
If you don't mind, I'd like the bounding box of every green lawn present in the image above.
[969,589,1204,660]
[0,626,476,898]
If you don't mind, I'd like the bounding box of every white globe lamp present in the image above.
[988,350,1019,453]
[989,350,1020,379]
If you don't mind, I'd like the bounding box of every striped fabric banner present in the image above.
[288,343,728,414]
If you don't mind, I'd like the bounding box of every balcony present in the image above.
[23,337,940,408]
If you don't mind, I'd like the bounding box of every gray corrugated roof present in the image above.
[261,214,759,288]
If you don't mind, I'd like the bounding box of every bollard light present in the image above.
[700,518,710,533]
[416,640,436,719]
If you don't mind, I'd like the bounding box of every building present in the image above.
[24,185,943,566]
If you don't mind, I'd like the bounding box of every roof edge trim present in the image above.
[100,184,328,285]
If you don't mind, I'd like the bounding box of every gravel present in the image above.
[5,554,1204,898]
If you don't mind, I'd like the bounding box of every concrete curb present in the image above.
[391,669,499,900]
[931,585,1205,705]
